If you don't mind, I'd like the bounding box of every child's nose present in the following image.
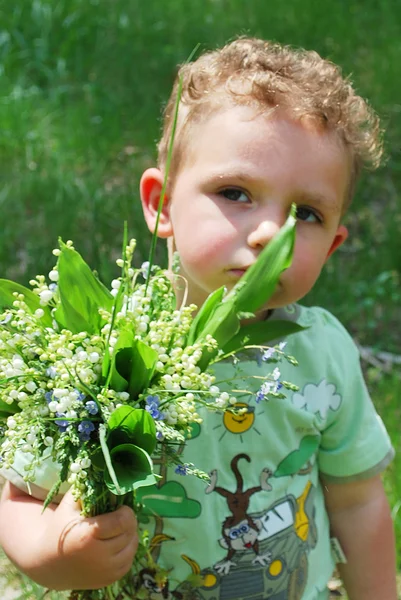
[247,219,281,249]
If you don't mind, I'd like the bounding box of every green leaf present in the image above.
[106,328,135,391]
[0,398,21,419]
[54,241,113,334]
[104,443,157,495]
[108,406,157,456]
[109,347,130,392]
[186,286,225,346]
[222,320,306,355]
[225,206,296,313]
[196,304,240,371]
[127,340,158,398]
[0,280,52,327]
[107,335,158,397]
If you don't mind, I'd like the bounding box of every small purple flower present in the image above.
[76,390,86,402]
[262,348,275,361]
[156,431,164,441]
[145,395,163,420]
[78,420,95,442]
[175,464,188,476]
[255,390,265,403]
[256,376,283,402]
[78,420,95,434]
[45,391,54,404]
[85,400,98,415]
[55,413,69,432]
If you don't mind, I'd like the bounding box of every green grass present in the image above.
[0,0,399,596]
[0,0,400,352]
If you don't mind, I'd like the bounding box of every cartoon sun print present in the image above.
[214,398,262,442]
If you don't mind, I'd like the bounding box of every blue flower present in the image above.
[85,400,98,415]
[255,390,265,403]
[262,348,275,361]
[256,377,283,402]
[145,395,163,420]
[78,420,95,442]
[55,413,69,432]
[76,390,86,402]
[78,420,95,433]
[156,431,164,441]
[45,391,54,404]
[175,464,188,476]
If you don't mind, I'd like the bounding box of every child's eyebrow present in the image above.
[296,192,342,214]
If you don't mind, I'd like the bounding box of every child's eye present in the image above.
[296,206,322,223]
[220,188,249,203]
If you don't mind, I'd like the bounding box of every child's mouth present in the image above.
[228,268,248,278]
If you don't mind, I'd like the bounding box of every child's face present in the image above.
[141,106,349,315]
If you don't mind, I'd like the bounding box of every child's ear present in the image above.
[325,224,348,260]
[140,168,173,238]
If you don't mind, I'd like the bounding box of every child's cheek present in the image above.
[284,249,326,299]
[175,226,233,274]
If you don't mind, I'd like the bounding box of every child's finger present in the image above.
[100,526,139,558]
[57,488,83,512]
[92,505,136,541]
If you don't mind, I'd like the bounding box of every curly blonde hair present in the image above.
[158,37,383,206]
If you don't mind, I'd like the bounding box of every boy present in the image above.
[0,38,397,599]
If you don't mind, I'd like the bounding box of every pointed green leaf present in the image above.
[224,206,296,313]
[106,328,135,391]
[108,406,157,456]
[127,340,158,398]
[53,293,96,333]
[104,443,157,495]
[222,320,306,355]
[0,280,52,327]
[186,286,225,346]
[196,304,240,371]
[54,241,113,334]
[107,336,158,397]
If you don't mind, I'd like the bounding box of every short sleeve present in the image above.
[313,308,394,480]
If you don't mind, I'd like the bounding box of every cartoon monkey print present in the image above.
[206,453,272,575]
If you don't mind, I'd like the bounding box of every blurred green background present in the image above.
[0,0,400,592]
[0,0,400,354]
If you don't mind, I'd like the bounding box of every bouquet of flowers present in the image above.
[0,213,301,598]
[0,72,301,598]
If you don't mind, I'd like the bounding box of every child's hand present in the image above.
[0,483,139,591]
[37,489,139,590]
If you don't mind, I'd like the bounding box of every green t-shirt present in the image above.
[2,305,394,600]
